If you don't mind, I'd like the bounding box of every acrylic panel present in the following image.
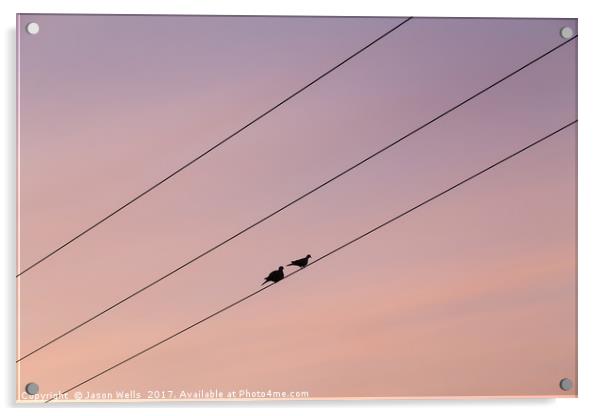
[16,14,577,402]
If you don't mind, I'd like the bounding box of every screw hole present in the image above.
[560,26,574,39]
[26,22,40,35]
[24,382,39,395]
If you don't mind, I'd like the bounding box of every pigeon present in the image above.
[261,266,285,286]
[287,254,312,269]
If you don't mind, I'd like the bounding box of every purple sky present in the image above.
[17,15,576,400]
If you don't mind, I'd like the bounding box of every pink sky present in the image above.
[17,15,576,401]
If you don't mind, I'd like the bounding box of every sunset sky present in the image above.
[17,15,577,401]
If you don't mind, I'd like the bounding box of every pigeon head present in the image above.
[306,254,312,259]
[278,266,284,271]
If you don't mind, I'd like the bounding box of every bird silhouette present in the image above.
[261,266,285,286]
[287,254,312,269]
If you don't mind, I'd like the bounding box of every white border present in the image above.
[2,1,601,415]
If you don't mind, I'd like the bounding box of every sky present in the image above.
[17,15,577,401]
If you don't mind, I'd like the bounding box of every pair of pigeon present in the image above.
[261,254,312,286]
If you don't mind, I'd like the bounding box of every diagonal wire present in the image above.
[17,34,577,363]
[16,17,414,277]
[44,120,577,403]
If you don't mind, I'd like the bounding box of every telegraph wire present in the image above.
[44,120,577,403]
[17,34,577,362]
[16,17,414,277]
